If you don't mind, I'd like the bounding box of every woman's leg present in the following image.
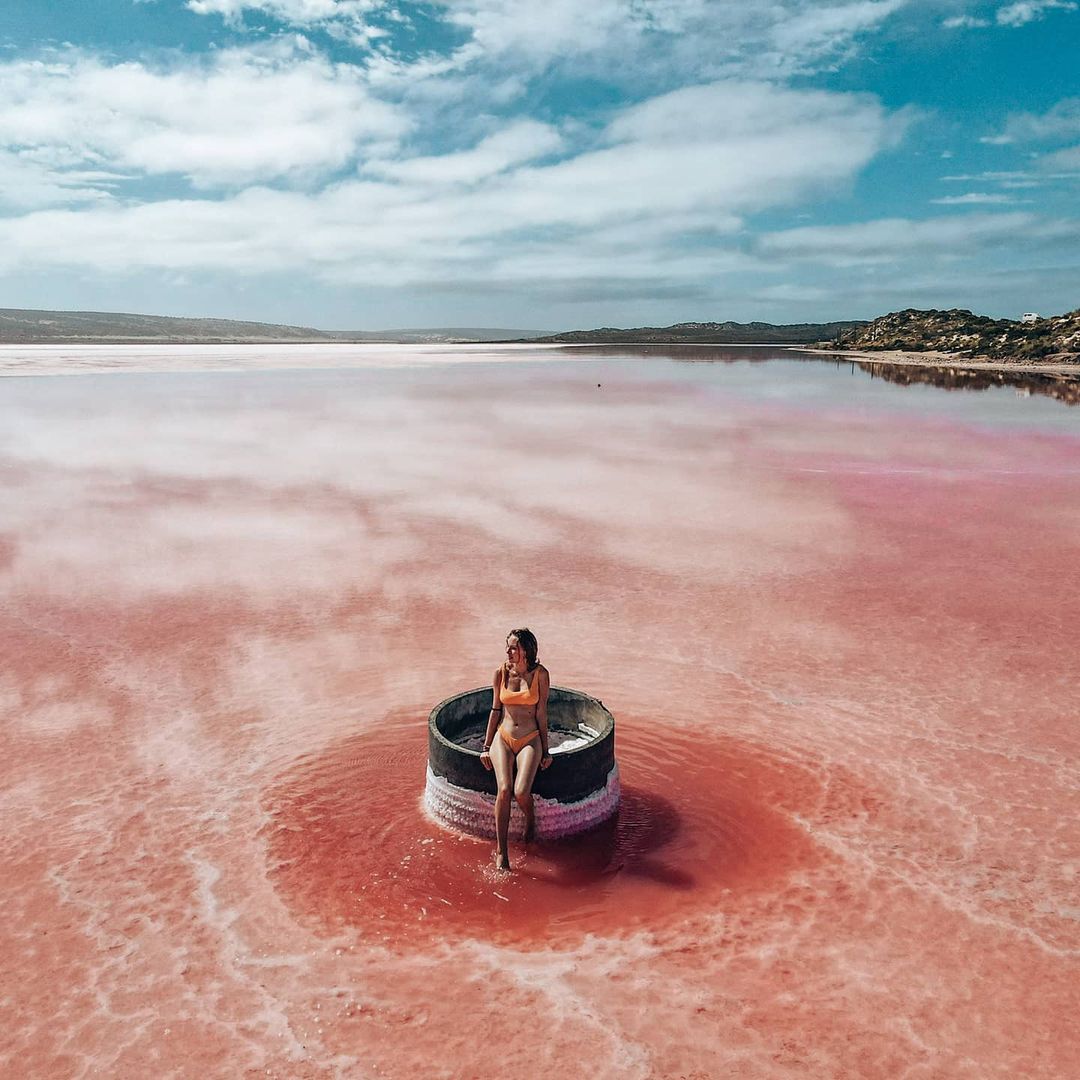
[513,741,541,843]
[489,732,514,869]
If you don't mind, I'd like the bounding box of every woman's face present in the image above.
[506,635,525,668]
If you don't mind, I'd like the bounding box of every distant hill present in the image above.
[531,319,867,345]
[837,308,1080,362]
[0,308,539,344]
[13,305,1078,361]
[0,307,327,343]
[324,327,546,343]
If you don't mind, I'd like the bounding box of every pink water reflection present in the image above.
[1,349,1078,1078]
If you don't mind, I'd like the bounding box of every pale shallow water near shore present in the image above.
[1,345,1078,1078]
[0,341,572,377]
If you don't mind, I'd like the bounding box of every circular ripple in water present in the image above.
[262,711,828,946]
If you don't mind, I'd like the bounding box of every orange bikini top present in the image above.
[499,665,539,706]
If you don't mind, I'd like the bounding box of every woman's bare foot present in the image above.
[496,850,511,871]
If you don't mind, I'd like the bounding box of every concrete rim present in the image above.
[427,684,614,758]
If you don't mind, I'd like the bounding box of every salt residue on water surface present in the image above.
[1,345,1077,1079]
[0,340,580,378]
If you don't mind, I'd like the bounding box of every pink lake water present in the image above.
[1,344,1078,1078]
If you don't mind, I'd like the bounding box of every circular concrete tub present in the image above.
[424,685,619,840]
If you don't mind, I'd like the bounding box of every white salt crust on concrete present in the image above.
[423,763,620,840]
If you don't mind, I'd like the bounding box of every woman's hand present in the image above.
[540,754,553,771]
[480,750,493,771]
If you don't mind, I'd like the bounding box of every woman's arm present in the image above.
[479,666,503,771]
[536,666,552,769]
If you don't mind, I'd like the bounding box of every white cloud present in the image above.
[436,0,654,58]
[0,45,406,197]
[191,0,707,69]
[356,0,916,102]
[751,282,831,303]
[740,260,1080,319]
[0,151,121,211]
[943,0,1076,29]
[988,97,1080,144]
[942,170,1045,187]
[770,1,906,53]
[1041,144,1080,169]
[186,0,912,69]
[187,0,383,25]
[433,0,908,67]
[364,120,563,185]
[756,212,1078,266]
[0,6,932,317]
[930,191,1017,204]
[995,0,1077,26]
[606,80,891,147]
[0,81,896,289]
[942,14,990,27]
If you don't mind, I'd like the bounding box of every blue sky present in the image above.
[0,0,1077,329]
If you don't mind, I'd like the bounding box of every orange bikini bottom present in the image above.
[499,726,540,755]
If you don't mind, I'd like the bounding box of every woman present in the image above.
[479,628,553,870]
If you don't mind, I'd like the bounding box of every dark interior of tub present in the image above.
[433,687,613,755]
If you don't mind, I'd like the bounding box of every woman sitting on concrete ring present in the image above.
[479,627,553,870]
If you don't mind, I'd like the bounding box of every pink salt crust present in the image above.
[0,358,1077,1079]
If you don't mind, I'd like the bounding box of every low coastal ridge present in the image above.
[1,305,1077,369]
[0,308,533,345]
[813,307,1080,370]
[796,308,1080,406]
[528,319,866,346]
[532,307,1080,365]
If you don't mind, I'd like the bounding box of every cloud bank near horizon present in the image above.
[0,0,1078,325]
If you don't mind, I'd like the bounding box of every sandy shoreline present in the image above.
[801,346,1080,377]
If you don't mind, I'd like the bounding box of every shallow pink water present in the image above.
[1,347,1078,1078]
